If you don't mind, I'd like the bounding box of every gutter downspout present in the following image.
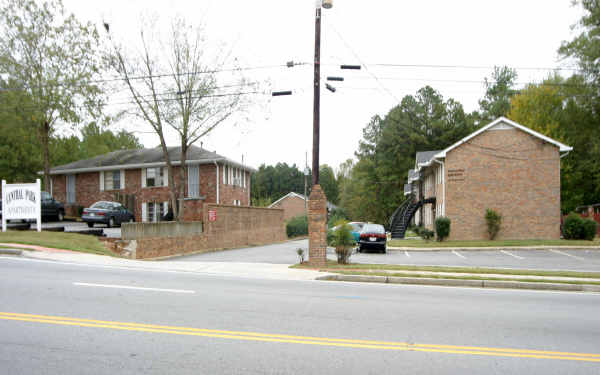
[434,159,445,217]
[213,161,220,204]
[560,151,570,159]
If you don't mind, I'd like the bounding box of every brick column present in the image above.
[308,184,327,267]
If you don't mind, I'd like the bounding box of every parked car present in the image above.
[0,191,64,222]
[329,221,365,244]
[357,223,387,253]
[82,201,134,228]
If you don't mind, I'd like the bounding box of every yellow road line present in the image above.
[1,312,599,362]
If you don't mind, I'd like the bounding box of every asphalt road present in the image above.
[1,256,599,374]
[172,239,600,272]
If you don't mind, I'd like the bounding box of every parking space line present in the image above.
[500,250,524,260]
[452,250,466,259]
[404,251,411,258]
[549,249,585,261]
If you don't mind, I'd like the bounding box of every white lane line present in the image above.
[452,250,466,259]
[73,282,195,294]
[500,250,524,260]
[549,249,585,261]
[404,251,411,258]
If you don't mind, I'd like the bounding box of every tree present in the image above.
[508,74,600,211]
[0,0,106,190]
[107,16,252,220]
[559,0,600,86]
[343,86,475,224]
[477,66,519,123]
[251,163,307,205]
[319,165,339,205]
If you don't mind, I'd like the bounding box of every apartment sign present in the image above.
[1,179,42,232]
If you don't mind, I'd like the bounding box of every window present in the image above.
[66,175,76,204]
[188,165,200,198]
[146,167,163,187]
[232,199,241,206]
[143,201,168,222]
[223,165,228,185]
[103,171,121,190]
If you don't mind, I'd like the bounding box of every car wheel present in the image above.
[87,222,94,228]
[381,246,387,254]
[57,211,64,222]
[107,217,114,228]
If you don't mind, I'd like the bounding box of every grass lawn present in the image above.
[388,238,600,248]
[0,230,116,257]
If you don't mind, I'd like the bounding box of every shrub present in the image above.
[582,219,598,241]
[296,248,305,263]
[328,208,350,228]
[419,228,434,241]
[563,213,584,240]
[286,215,308,238]
[435,217,451,242]
[329,222,355,264]
[484,209,502,240]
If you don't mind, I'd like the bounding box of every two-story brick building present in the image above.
[48,146,254,222]
[392,117,572,240]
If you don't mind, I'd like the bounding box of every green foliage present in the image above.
[563,213,597,240]
[477,66,519,123]
[319,164,339,204]
[328,222,355,264]
[341,88,475,225]
[582,219,598,241]
[435,217,451,242]
[485,209,502,240]
[0,0,107,189]
[418,228,434,242]
[563,213,585,240]
[286,215,308,238]
[251,196,273,207]
[328,207,350,228]
[296,248,305,263]
[251,163,309,205]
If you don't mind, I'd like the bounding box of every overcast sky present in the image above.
[63,0,583,171]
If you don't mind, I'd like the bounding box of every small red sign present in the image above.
[208,209,217,222]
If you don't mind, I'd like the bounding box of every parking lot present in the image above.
[172,239,600,272]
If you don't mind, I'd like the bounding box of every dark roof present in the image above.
[50,145,252,173]
[415,150,443,165]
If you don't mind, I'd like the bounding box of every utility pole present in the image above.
[312,4,321,186]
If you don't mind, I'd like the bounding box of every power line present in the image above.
[369,63,583,72]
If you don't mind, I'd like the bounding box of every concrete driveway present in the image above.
[36,221,122,238]
[170,239,600,271]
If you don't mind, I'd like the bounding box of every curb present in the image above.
[316,274,600,293]
[0,249,23,256]
[387,246,600,252]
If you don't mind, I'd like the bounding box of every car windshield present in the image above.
[90,201,114,210]
[362,224,385,234]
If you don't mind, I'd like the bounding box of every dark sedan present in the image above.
[82,201,135,228]
[357,223,387,253]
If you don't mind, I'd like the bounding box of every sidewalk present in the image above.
[0,244,325,281]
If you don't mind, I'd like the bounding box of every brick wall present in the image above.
[445,128,561,240]
[106,204,285,259]
[270,195,307,221]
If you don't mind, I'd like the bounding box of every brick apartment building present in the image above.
[393,117,572,240]
[268,192,337,221]
[48,146,254,222]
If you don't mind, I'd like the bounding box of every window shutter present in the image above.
[141,168,146,188]
[222,165,226,184]
[141,203,147,222]
[163,167,168,187]
[99,171,104,191]
[120,170,125,189]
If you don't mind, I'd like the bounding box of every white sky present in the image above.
[63,0,583,171]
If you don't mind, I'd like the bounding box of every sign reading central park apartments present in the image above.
[1,179,41,232]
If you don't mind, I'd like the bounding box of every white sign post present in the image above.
[1,179,42,232]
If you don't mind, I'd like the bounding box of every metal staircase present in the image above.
[389,195,435,239]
